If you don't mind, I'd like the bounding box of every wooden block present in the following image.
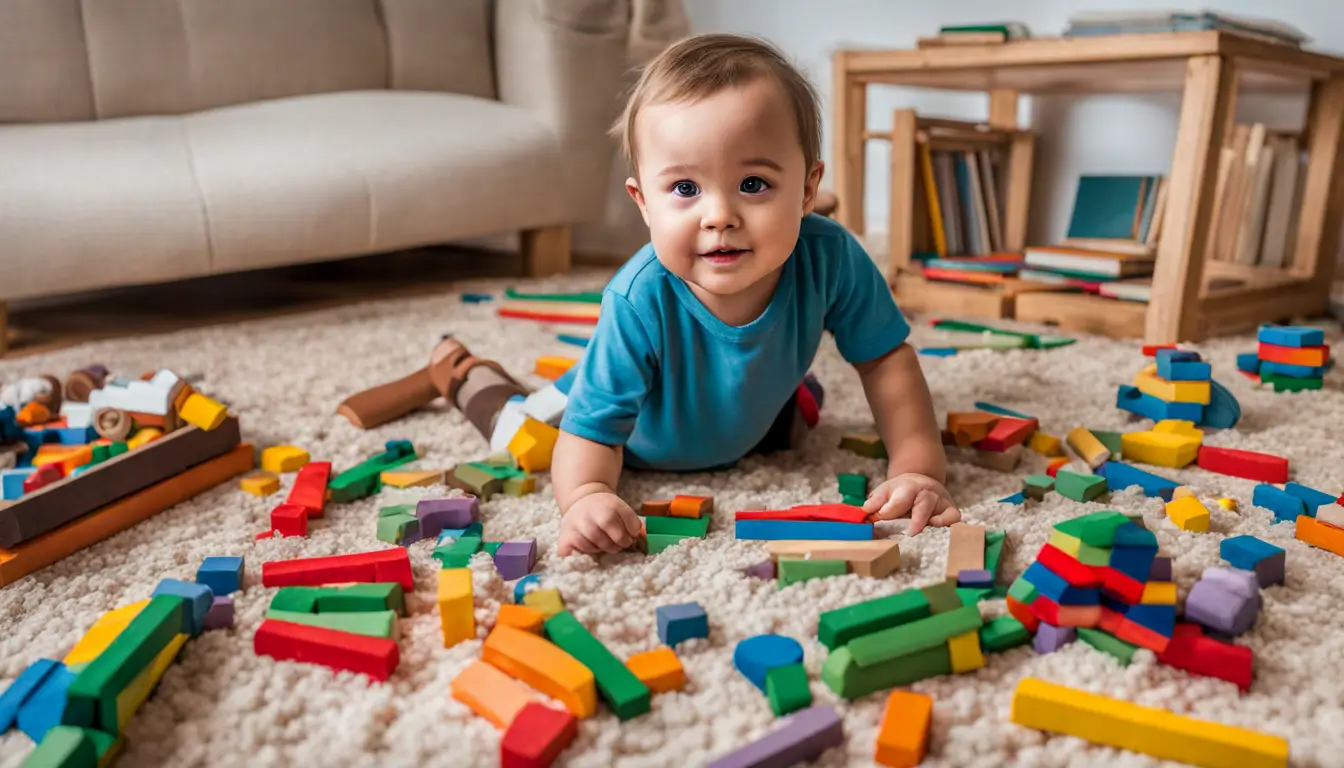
[947,630,986,673]
[497,604,545,635]
[1134,365,1211,404]
[438,568,475,648]
[240,471,280,497]
[507,418,558,474]
[959,443,1023,472]
[703,706,844,767]
[876,690,933,768]
[1121,427,1200,469]
[125,428,162,450]
[640,500,671,516]
[380,468,444,488]
[736,504,867,524]
[1197,446,1289,483]
[286,461,331,517]
[1297,514,1344,557]
[1141,581,1178,605]
[1258,341,1328,367]
[264,609,398,639]
[1023,474,1054,501]
[669,495,713,519]
[947,412,998,446]
[500,701,578,768]
[1066,427,1110,469]
[840,432,887,459]
[945,523,985,580]
[1166,496,1210,532]
[625,647,685,693]
[254,619,399,682]
[765,662,811,717]
[533,356,577,381]
[544,611,651,720]
[451,660,537,729]
[261,548,413,590]
[260,446,309,474]
[1010,678,1288,768]
[178,393,228,431]
[1028,431,1065,457]
[767,539,901,578]
[1054,470,1108,502]
[848,605,983,666]
[63,600,150,667]
[522,588,565,618]
[483,625,597,718]
[976,416,1038,452]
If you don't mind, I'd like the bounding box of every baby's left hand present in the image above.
[864,473,961,535]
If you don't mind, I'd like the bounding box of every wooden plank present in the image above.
[1289,76,1344,293]
[832,51,867,234]
[1003,133,1035,252]
[945,522,986,580]
[0,416,242,547]
[988,89,1019,129]
[888,109,919,280]
[1014,292,1148,338]
[892,273,1012,320]
[1197,281,1326,338]
[1145,56,1237,344]
[0,443,253,587]
[766,539,902,578]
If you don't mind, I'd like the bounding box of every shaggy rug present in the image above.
[2,266,1343,768]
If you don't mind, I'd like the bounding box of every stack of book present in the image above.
[1063,11,1308,47]
[918,22,1030,47]
[915,141,1010,260]
[1208,123,1306,268]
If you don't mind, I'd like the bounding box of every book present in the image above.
[1259,136,1303,269]
[1066,175,1156,240]
[1063,10,1308,46]
[1206,123,1304,266]
[1059,238,1155,257]
[978,151,1004,252]
[1099,278,1153,303]
[938,22,1031,39]
[1023,246,1155,278]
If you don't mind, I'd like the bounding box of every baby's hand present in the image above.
[864,473,960,535]
[558,492,644,556]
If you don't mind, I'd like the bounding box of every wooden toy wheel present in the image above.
[93,408,132,441]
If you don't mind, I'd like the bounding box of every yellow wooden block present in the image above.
[1121,429,1200,469]
[1049,529,1082,557]
[64,600,150,667]
[1066,427,1110,469]
[626,646,687,693]
[261,445,310,474]
[947,630,986,673]
[1027,431,1065,457]
[1172,486,1195,500]
[126,428,163,449]
[437,568,475,648]
[381,469,444,488]
[533,356,578,380]
[1141,581,1177,605]
[1152,419,1203,438]
[1134,365,1211,404]
[116,633,187,732]
[522,587,565,619]
[503,475,536,496]
[179,392,229,431]
[1217,497,1239,512]
[507,418,559,474]
[239,470,280,497]
[1010,678,1288,768]
[1166,496,1210,532]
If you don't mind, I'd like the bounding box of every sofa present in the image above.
[0,0,636,353]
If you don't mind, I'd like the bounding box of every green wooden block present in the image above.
[329,440,416,502]
[956,587,993,606]
[837,473,868,499]
[1053,516,1088,538]
[979,615,1031,653]
[821,643,951,700]
[502,475,535,496]
[848,604,983,667]
[1077,627,1136,666]
[765,662,811,716]
[1007,575,1038,605]
[985,530,1007,577]
[1077,543,1111,567]
[1091,430,1124,459]
[1022,474,1054,501]
[817,588,931,650]
[64,594,184,735]
[22,725,96,768]
[921,581,962,614]
[644,515,710,538]
[839,433,888,459]
[265,609,397,639]
[466,461,525,480]
[1078,511,1130,547]
[543,611,650,720]
[270,587,329,613]
[484,542,502,556]
[81,727,119,763]
[991,583,1010,598]
[433,535,482,568]
[378,504,417,518]
[1263,372,1323,392]
[777,559,848,588]
[108,442,128,458]
[89,444,111,465]
[376,512,419,545]
[453,463,503,493]
[841,494,866,507]
[1054,471,1108,502]
[645,533,692,554]
[316,583,406,616]
[481,450,520,467]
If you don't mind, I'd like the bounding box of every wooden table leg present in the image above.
[887,109,918,282]
[1145,55,1238,344]
[1289,75,1344,306]
[988,89,1019,129]
[831,52,867,235]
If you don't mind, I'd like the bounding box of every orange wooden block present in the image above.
[451,660,538,729]
[533,356,578,381]
[876,690,933,767]
[1297,514,1344,557]
[496,604,545,635]
[482,626,597,718]
[625,647,686,693]
[1258,341,1329,367]
[669,495,713,519]
[16,401,52,426]
[31,444,82,469]
[947,412,998,447]
[641,500,671,517]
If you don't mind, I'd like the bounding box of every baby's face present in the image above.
[628,77,821,302]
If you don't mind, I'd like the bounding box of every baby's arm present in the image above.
[552,431,642,556]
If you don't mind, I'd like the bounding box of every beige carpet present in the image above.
[2,269,1342,768]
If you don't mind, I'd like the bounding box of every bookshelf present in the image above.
[833,31,1344,343]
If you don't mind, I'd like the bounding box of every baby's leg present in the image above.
[749,373,824,455]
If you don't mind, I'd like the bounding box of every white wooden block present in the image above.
[1317,503,1344,529]
[490,399,529,453]
[522,385,568,426]
[60,402,94,428]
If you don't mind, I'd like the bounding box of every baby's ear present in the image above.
[801,161,825,216]
[625,177,651,226]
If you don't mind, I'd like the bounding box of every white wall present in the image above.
[681,0,1333,247]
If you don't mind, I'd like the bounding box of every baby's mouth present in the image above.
[700,247,749,263]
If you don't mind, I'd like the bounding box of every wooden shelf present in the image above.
[1014,292,1148,338]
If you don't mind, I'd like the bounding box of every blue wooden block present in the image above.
[196,556,244,596]
[1203,380,1241,429]
[151,579,214,636]
[16,432,42,467]
[1116,385,1204,422]
[974,402,1035,420]
[1220,535,1284,570]
[1284,482,1336,517]
[733,634,803,693]
[1261,360,1327,379]
[1123,603,1176,637]
[0,406,22,442]
[1157,357,1211,381]
[1100,593,1128,614]
[1257,324,1325,348]
[1022,562,1099,605]
[657,602,709,648]
[1112,521,1158,549]
[1253,484,1307,524]
[1236,352,1262,374]
[918,348,958,357]
[1109,543,1158,583]
[461,293,493,303]
[998,491,1025,504]
[556,334,590,348]
[54,426,98,445]
[1,468,35,500]
[1097,461,1179,500]
[733,520,874,541]
[1155,349,1202,363]
[0,659,60,732]
[25,427,62,444]
[16,665,77,742]
[513,574,543,604]
[957,569,994,588]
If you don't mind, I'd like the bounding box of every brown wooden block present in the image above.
[640,500,671,517]
[767,539,902,578]
[947,412,999,447]
[945,523,986,581]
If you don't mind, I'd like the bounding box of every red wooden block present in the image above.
[287,461,331,518]
[1143,344,1177,356]
[1036,544,1102,588]
[1092,566,1145,605]
[22,464,63,493]
[1196,446,1289,483]
[1157,623,1253,692]
[1257,341,1329,368]
[975,417,1039,452]
[1005,596,1040,633]
[254,619,399,681]
[1098,608,1125,635]
[270,503,309,537]
[1045,457,1069,478]
[735,504,868,524]
[261,548,413,590]
[1028,595,1101,628]
[501,701,577,768]
[1114,617,1171,654]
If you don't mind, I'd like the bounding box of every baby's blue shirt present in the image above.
[556,214,910,471]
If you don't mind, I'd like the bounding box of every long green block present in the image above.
[778,559,847,588]
[1077,627,1136,666]
[985,530,1007,576]
[328,440,416,502]
[265,610,397,639]
[841,495,866,507]
[1078,511,1129,547]
[63,595,183,735]
[837,473,868,499]
[1262,372,1323,392]
[316,583,406,616]
[270,587,326,613]
[765,662,811,716]
[376,512,419,545]
[821,643,951,699]
[22,725,95,768]
[956,587,993,606]
[543,611,650,720]
[848,604,983,667]
[1054,471,1108,503]
[979,615,1031,653]
[1007,575,1038,605]
[1091,430,1124,459]
[644,515,710,537]
[465,461,525,480]
[645,533,692,554]
[922,581,962,614]
[817,588,931,650]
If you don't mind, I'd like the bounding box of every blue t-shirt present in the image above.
[556,214,910,471]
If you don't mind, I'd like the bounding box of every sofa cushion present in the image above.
[379,0,496,100]
[0,0,95,122]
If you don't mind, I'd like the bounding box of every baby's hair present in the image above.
[612,33,822,177]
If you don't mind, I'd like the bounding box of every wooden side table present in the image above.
[832,31,1344,343]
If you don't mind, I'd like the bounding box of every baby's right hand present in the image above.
[558,492,643,557]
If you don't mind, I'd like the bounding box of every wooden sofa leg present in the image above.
[521,225,572,277]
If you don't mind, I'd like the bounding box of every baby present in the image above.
[549,33,960,557]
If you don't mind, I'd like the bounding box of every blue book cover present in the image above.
[953,155,979,255]
[1066,175,1150,240]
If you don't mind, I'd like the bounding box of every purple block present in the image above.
[957,569,993,588]
[1033,623,1076,653]
[1185,569,1262,636]
[415,497,480,539]
[203,595,234,631]
[744,560,776,580]
[1200,566,1260,600]
[493,539,537,581]
[706,706,844,768]
[1148,555,1173,582]
[1253,554,1286,588]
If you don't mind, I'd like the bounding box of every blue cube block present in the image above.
[1157,357,1211,381]
[196,556,244,596]
[1022,562,1099,606]
[1236,352,1262,374]
[54,426,98,445]
[1257,324,1325,347]
[1155,349,1201,363]
[1221,535,1284,570]
[152,579,214,636]
[1253,484,1307,524]
[1109,544,1158,583]
[957,569,994,588]
[1261,360,1327,379]
[1124,603,1176,637]
[0,658,61,732]
[1,468,35,500]
[1112,521,1158,549]
[1097,461,1179,500]
[1116,385,1204,423]
[656,602,709,647]
[1284,482,1336,517]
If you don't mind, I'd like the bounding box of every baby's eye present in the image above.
[673,181,699,197]
[740,176,770,194]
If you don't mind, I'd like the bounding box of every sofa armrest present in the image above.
[495,0,632,224]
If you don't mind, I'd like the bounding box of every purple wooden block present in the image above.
[1200,566,1260,600]
[1148,555,1172,582]
[744,560,776,580]
[706,706,844,768]
[494,539,537,581]
[957,569,993,588]
[415,497,479,539]
[1253,552,1286,588]
[1185,572,1261,636]
[1033,623,1076,653]
[203,595,234,631]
